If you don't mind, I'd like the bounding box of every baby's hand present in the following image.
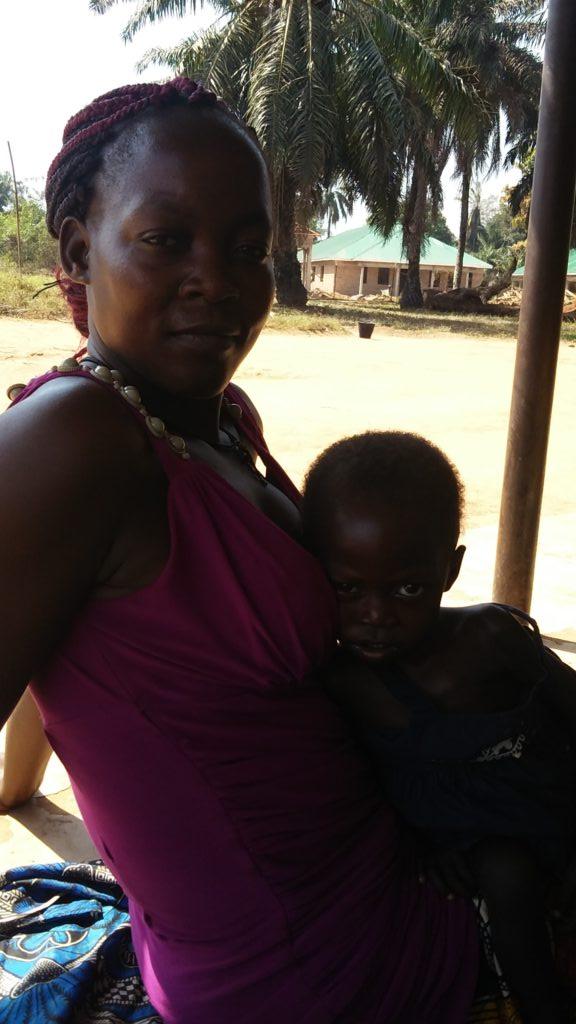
[419,848,477,900]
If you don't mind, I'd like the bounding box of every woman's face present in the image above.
[74,109,274,396]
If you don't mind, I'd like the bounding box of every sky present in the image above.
[1,0,520,234]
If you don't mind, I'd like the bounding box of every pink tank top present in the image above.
[15,370,477,1024]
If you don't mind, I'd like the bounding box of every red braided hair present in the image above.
[45,78,240,337]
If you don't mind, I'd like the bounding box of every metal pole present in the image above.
[492,0,576,611]
[6,141,22,276]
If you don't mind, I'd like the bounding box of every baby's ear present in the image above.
[444,544,466,591]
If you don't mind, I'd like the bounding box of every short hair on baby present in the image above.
[302,431,464,552]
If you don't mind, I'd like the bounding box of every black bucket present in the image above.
[358,321,375,339]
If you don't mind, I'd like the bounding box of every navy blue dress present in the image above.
[362,607,576,874]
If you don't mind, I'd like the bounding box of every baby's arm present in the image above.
[538,647,576,735]
[323,655,409,731]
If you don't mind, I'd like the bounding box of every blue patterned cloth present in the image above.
[0,861,161,1022]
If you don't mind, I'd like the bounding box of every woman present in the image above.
[0,78,478,1023]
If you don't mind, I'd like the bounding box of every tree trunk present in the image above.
[400,164,427,310]
[478,255,518,302]
[453,160,471,289]
[273,170,308,308]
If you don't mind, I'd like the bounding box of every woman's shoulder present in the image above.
[2,372,151,468]
[0,372,158,529]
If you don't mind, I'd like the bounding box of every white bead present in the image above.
[122,386,142,407]
[110,369,124,384]
[6,383,25,401]
[91,365,113,383]
[146,415,166,438]
[57,357,80,373]
[168,434,187,454]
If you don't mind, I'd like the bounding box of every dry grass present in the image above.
[2,268,575,345]
[0,269,68,321]
[269,298,520,339]
[270,297,576,343]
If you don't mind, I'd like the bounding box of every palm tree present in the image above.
[445,0,544,288]
[319,184,354,239]
[91,0,473,308]
[465,181,487,252]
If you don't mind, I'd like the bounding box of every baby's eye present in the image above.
[235,243,270,263]
[395,583,424,599]
[141,233,184,249]
[332,581,360,598]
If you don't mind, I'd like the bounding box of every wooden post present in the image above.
[6,141,22,276]
[393,265,401,296]
[493,0,576,610]
[358,265,364,296]
[302,244,312,290]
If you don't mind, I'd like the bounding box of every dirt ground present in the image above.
[3,314,575,515]
[1,314,574,864]
[1,314,574,610]
[1,315,576,615]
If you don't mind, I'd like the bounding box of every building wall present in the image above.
[515,274,576,292]
[310,261,486,296]
[310,261,336,294]
[336,261,376,295]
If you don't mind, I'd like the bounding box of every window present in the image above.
[377,267,390,286]
[320,265,324,282]
[466,271,473,288]
[362,267,368,284]
[311,266,316,280]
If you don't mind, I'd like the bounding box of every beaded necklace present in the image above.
[7,357,268,486]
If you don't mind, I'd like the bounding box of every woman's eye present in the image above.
[332,581,359,598]
[395,583,424,599]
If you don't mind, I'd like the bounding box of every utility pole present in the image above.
[7,141,22,275]
[493,0,576,610]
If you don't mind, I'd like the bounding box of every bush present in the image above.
[0,198,59,272]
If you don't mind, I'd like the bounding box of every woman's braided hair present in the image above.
[45,78,237,337]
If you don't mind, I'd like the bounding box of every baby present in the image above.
[303,430,576,1024]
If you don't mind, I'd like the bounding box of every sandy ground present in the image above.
[1,315,575,863]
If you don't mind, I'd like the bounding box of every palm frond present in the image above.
[121,0,206,42]
[247,3,301,175]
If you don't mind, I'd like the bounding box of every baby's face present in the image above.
[321,501,463,665]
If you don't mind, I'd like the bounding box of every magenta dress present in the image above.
[19,370,478,1024]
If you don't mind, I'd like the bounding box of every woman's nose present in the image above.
[178,248,240,304]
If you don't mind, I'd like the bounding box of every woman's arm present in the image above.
[0,377,144,729]
[0,689,52,811]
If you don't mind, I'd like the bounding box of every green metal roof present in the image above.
[513,248,576,278]
[310,224,491,270]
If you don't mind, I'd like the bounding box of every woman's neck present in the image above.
[85,335,223,443]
